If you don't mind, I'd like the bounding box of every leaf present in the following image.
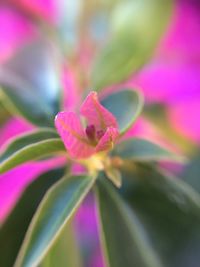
[0,128,59,163]
[0,168,65,267]
[0,139,66,174]
[0,99,10,125]
[14,175,95,267]
[112,138,183,162]
[181,150,200,193]
[101,89,143,134]
[91,0,173,89]
[96,174,163,267]
[0,38,61,127]
[119,163,200,267]
[105,168,122,188]
[39,222,82,267]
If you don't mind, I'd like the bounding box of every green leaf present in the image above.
[0,38,61,127]
[101,89,143,134]
[96,174,163,267]
[181,150,200,193]
[0,168,64,267]
[0,128,59,163]
[119,163,200,267]
[0,99,10,125]
[0,139,65,174]
[112,138,183,162]
[15,175,95,267]
[92,0,173,89]
[39,222,82,267]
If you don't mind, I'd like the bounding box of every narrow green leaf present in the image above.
[120,163,200,267]
[92,0,173,89]
[0,128,59,163]
[39,222,82,267]
[96,174,163,267]
[0,38,61,127]
[0,139,65,174]
[15,175,95,267]
[0,168,64,267]
[112,138,183,162]
[0,98,10,125]
[101,89,143,134]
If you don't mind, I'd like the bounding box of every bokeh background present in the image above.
[0,0,200,266]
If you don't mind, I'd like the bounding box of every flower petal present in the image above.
[14,0,57,22]
[96,127,119,153]
[55,111,95,158]
[62,67,81,111]
[0,7,35,63]
[80,91,118,131]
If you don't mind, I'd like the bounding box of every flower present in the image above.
[55,91,119,159]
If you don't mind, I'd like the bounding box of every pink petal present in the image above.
[0,7,36,63]
[96,127,119,153]
[55,111,95,159]
[13,0,57,22]
[168,99,200,142]
[80,91,118,131]
[161,2,200,57]
[62,66,81,111]
[133,61,200,105]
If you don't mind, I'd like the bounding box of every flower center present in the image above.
[85,124,96,141]
[96,130,104,139]
[85,124,105,145]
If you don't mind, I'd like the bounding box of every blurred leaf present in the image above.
[92,0,173,89]
[120,163,200,267]
[105,168,122,188]
[181,150,200,193]
[101,89,143,134]
[112,138,183,162]
[96,174,163,267]
[0,139,65,174]
[0,128,59,162]
[0,100,10,125]
[0,38,61,127]
[0,168,64,267]
[39,222,82,267]
[15,175,95,267]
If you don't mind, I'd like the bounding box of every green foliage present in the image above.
[181,150,200,192]
[1,1,198,267]
[14,175,95,267]
[119,164,200,267]
[101,89,143,134]
[0,38,61,127]
[39,222,82,267]
[112,138,183,162]
[0,168,65,267]
[0,138,65,174]
[96,174,162,267]
[0,129,59,163]
[91,0,173,89]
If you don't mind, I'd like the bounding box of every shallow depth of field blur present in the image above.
[0,0,200,267]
